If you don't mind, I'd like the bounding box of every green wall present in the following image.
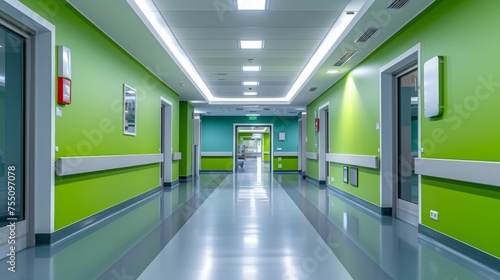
[179,102,194,178]
[263,132,270,161]
[21,0,180,230]
[306,61,380,205]
[201,157,233,171]
[306,0,500,258]
[273,156,298,171]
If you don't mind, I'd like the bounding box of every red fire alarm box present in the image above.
[315,118,320,132]
[58,77,71,105]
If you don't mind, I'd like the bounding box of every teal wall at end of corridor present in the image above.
[201,116,299,153]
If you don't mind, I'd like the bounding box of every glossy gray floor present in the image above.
[0,157,499,279]
[138,171,352,280]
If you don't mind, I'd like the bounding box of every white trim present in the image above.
[318,102,330,111]
[193,118,201,178]
[396,200,419,226]
[201,152,233,157]
[274,152,299,157]
[379,44,421,223]
[1,0,56,238]
[306,152,319,160]
[160,97,173,184]
[233,123,273,172]
[326,153,379,169]
[415,158,500,187]
[56,154,163,176]
[380,44,421,73]
[318,102,329,181]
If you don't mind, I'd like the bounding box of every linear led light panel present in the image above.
[240,40,264,49]
[242,66,261,72]
[243,92,258,96]
[237,0,267,10]
[243,81,260,86]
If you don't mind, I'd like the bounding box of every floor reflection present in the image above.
[1,172,498,280]
[0,174,227,280]
[278,174,500,280]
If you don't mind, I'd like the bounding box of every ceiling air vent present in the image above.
[309,87,318,92]
[235,107,244,111]
[262,108,271,111]
[387,0,410,9]
[333,50,358,66]
[355,28,381,42]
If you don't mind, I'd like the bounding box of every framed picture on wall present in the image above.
[123,84,137,136]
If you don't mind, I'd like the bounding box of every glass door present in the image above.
[0,24,27,241]
[396,67,419,225]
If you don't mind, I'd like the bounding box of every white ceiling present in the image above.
[67,0,435,116]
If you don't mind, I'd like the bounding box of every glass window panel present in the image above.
[0,25,25,227]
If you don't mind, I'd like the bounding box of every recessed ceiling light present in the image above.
[295,108,306,111]
[243,92,258,96]
[327,70,339,74]
[246,114,260,117]
[190,100,207,104]
[244,105,259,108]
[242,66,261,72]
[243,81,259,86]
[236,0,267,10]
[239,40,264,49]
[132,0,356,104]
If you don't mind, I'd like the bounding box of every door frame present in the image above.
[298,113,307,175]
[318,102,329,184]
[0,1,55,250]
[233,123,273,173]
[380,44,421,225]
[193,115,201,178]
[160,97,173,185]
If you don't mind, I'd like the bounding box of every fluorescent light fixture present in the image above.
[131,0,361,104]
[242,66,261,72]
[236,0,267,10]
[244,105,259,108]
[243,81,260,86]
[239,128,267,133]
[243,92,258,96]
[190,100,207,104]
[239,40,264,49]
[327,70,339,74]
[132,0,214,101]
[295,108,306,111]
[246,114,260,117]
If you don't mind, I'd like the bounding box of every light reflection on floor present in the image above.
[0,161,498,279]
